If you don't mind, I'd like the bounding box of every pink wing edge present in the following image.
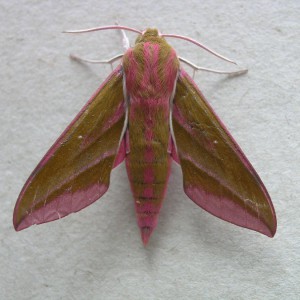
[171,69,277,237]
[14,66,126,231]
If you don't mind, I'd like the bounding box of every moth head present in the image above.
[135,28,164,44]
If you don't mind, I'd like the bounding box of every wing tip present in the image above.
[13,210,23,232]
[236,214,277,238]
[268,230,276,238]
[13,216,30,232]
[14,224,22,232]
[13,221,19,231]
[260,205,277,238]
[261,219,277,238]
[258,227,275,238]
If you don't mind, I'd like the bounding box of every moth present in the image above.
[13,25,277,245]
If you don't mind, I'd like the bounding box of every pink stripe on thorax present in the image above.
[165,50,178,91]
[141,42,162,95]
[124,49,138,92]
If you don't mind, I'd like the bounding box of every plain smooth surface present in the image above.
[1,1,299,299]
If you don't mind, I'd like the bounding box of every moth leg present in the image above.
[179,56,248,79]
[119,28,130,50]
[125,130,130,154]
[70,53,123,71]
[114,21,130,50]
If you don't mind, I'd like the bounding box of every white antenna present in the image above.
[63,25,142,35]
[162,33,237,65]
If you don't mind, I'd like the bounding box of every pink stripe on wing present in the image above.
[16,184,108,231]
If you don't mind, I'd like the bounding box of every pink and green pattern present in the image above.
[13,28,277,245]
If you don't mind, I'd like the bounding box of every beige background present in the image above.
[1,0,299,299]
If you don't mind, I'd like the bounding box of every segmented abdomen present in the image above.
[125,98,171,243]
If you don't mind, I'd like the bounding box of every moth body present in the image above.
[123,29,179,244]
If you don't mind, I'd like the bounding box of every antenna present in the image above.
[63,25,142,35]
[162,33,237,65]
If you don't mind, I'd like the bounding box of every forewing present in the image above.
[172,69,277,237]
[14,66,126,230]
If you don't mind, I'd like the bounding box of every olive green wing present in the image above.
[172,69,276,237]
[14,66,127,230]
